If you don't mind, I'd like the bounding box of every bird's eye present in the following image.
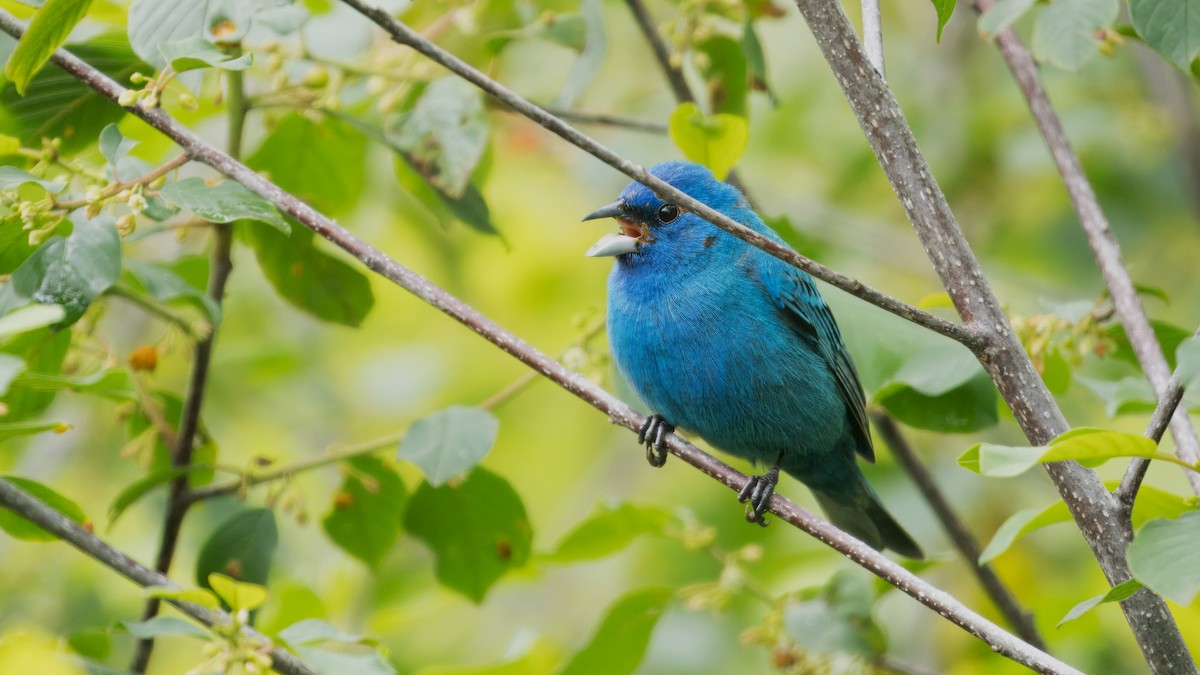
[657,203,680,224]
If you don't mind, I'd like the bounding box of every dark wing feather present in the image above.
[760,262,875,462]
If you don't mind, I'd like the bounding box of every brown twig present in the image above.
[871,411,1045,649]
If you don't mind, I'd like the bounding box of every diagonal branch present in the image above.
[871,411,1045,649]
[0,12,1079,672]
[1116,324,1200,504]
[0,478,317,675]
[622,0,693,104]
[977,0,1200,498]
[340,0,978,349]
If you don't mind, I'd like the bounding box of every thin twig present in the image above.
[539,106,667,134]
[131,61,245,674]
[871,411,1045,650]
[860,0,885,78]
[106,284,209,340]
[978,0,1200,498]
[622,0,693,104]
[340,0,979,350]
[0,13,1080,672]
[1115,325,1200,505]
[54,153,189,210]
[0,478,317,675]
[184,432,405,505]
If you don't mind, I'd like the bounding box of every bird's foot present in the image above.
[737,462,782,527]
[637,415,674,467]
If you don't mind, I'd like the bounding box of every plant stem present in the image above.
[0,478,317,675]
[871,411,1045,649]
[129,62,245,675]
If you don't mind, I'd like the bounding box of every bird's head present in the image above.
[581,161,746,267]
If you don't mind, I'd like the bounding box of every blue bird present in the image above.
[583,161,921,558]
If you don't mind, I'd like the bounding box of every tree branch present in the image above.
[622,0,693,105]
[131,59,245,675]
[977,0,1200,498]
[871,411,1045,649]
[778,0,1193,669]
[1115,325,1200,505]
[0,12,1079,671]
[0,478,317,675]
[339,0,979,351]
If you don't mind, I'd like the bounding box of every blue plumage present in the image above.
[584,161,921,558]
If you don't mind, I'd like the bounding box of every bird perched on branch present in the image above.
[583,161,921,558]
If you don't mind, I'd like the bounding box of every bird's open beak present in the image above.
[582,200,641,257]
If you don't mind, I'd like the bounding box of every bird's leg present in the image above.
[737,452,784,527]
[637,415,674,467]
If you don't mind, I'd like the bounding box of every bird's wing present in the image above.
[760,261,875,463]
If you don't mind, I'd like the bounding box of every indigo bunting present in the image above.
[583,161,921,558]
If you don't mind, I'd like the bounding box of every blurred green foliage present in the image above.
[0,0,1198,674]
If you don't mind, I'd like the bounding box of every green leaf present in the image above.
[959,428,1186,478]
[1108,320,1192,370]
[552,0,606,108]
[242,226,374,327]
[277,618,368,647]
[392,154,496,236]
[159,36,252,72]
[1058,579,1144,627]
[0,353,25,395]
[694,35,748,116]
[1,33,149,154]
[0,475,87,541]
[1127,510,1200,605]
[542,502,673,563]
[321,455,407,568]
[387,77,489,200]
[978,500,1072,564]
[195,508,278,598]
[247,113,367,217]
[0,327,70,422]
[125,258,220,324]
[158,177,290,233]
[1129,0,1200,73]
[126,0,208,69]
[1041,345,1072,395]
[0,166,65,192]
[742,20,774,102]
[295,646,397,675]
[208,573,268,612]
[930,0,957,41]
[874,344,998,432]
[121,616,209,639]
[144,585,221,608]
[978,0,1033,37]
[1176,337,1200,389]
[1075,375,1155,418]
[67,628,111,660]
[98,123,136,167]
[107,465,192,528]
[3,0,94,95]
[397,406,499,486]
[10,214,121,327]
[1030,0,1119,71]
[486,13,587,53]
[404,468,532,602]
[784,572,885,659]
[668,102,748,182]
[558,588,672,675]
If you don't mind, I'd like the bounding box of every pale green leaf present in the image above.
[4,0,94,95]
[397,406,499,486]
[1127,510,1200,605]
[668,103,748,181]
[1058,579,1144,627]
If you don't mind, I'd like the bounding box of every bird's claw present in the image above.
[737,465,780,527]
[638,415,674,468]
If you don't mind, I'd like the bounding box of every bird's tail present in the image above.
[812,482,922,559]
